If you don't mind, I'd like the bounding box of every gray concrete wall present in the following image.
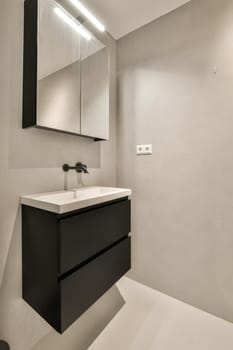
[117,0,233,323]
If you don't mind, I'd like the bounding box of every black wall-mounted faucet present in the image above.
[63,162,89,174]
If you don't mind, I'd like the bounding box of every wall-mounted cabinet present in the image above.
[23,0,110,140]
[22,198,131,333]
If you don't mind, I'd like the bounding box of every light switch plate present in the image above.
[136,144,152,155]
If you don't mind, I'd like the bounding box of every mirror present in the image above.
[38,0,82,134]
[81,36,109,139]
[23,0,110,140]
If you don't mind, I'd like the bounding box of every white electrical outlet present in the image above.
[136,145,144,154]
[136,144,152,155]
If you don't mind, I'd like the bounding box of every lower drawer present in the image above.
[60,237,131,332]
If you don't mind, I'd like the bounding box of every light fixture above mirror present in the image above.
[69,0,105,32]
[54,6,91,40]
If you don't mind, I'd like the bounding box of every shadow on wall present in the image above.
[8,126,101,170]
[0,207,125,350]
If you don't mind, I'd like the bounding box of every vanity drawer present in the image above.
[60,237,131,332]
[59,199,130,275]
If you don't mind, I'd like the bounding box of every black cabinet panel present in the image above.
[23,0,38,128]
[59,200,130,275]
[22,206,60,330]
[22,199,131,333]
[60,238,131,332]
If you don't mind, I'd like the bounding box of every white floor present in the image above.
[89,278,233,350]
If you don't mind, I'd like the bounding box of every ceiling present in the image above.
[80,0,191,39]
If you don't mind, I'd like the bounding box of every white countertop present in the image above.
[21,186,132,214]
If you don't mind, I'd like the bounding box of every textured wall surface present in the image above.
[0,0,121,349]
[117,0,233,323]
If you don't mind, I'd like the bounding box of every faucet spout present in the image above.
[63,162,89,191]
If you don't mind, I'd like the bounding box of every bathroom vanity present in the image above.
[22,0,127,334]
[21,187,131,333]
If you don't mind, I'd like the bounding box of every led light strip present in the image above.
[69,0,105,32]
[54,7,91,40]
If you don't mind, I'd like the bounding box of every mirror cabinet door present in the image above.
[81,36,109,140]
[23,0,110,140]
[37,0,81,134]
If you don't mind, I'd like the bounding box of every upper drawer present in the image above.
[59,199,130,275]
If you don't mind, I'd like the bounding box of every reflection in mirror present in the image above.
[81,35,109,140]
[37,0,82,134]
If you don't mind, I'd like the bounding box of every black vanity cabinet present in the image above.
[22,198,131,333]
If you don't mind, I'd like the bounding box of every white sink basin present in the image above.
[21,186,132,214]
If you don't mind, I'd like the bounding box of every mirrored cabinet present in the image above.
[23,0,110,140]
